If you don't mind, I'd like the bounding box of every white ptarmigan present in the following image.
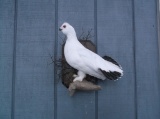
[59,22,123,82]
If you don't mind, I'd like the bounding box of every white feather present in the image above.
[59,22,123,81]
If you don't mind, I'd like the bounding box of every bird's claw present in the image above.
[73,74,78,78]
[73,77,83,82]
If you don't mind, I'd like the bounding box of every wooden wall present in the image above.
[0,0,159,119]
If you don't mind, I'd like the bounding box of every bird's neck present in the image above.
[67,33,78,41]
[66,33,85,49]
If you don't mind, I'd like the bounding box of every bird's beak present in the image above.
[59,28,62,31]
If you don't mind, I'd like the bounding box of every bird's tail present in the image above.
[103,56,122,69]
[99,68,122,80]
[99,56,123,80]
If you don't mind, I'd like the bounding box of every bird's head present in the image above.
[59,22,76,36]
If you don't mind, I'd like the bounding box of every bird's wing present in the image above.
[77,47,110,70]
[75,47,109,76]
[77,48,98,68]
[76,47,123,80]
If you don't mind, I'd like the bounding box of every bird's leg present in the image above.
[73,70,86,82]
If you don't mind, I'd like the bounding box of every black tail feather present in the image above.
[103,56,121,68]
[99,68,121,80]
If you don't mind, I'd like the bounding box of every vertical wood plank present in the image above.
[14,0,55,119]
[158,0,160,60]
[0,0,14,119]
[97,0,136,119]
[134,0,160,119]
[57,0,96,119]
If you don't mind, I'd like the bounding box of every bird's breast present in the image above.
[64,42,80,67]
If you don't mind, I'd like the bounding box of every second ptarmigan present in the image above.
[59,22,123,82]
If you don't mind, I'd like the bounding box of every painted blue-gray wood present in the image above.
[0,0,160,119]
[97,0,136,119]
[14,0,55,119]
[57,1,96,119]
[134,0,160,119]
[0,0,15,119]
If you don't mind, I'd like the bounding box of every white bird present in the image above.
[59,22,123,82]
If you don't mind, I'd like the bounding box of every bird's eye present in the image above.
[63,25,66,28]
